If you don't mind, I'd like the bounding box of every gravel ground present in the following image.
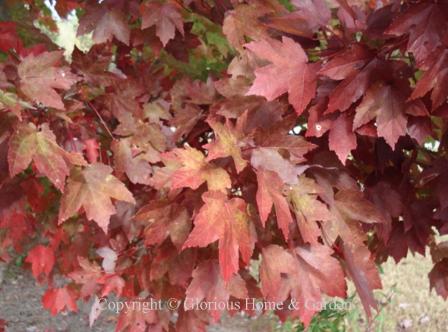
[1,251,447,332]
[0,265,115,332]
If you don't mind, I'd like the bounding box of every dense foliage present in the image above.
[1,0,448,330]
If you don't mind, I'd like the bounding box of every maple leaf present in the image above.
[135,200,191,249]
[0,209,30,250]
[176,308,208,332]
[291,0,331,27]
[115,299,165,332]
[336,0,366,31]
[170,105,204,142]
[78,3,130,45]
[342,242,382,318]
[68,257,102,299]
[185,260,248,322]
[312,180,384,318]
[0,90,33,120]
[25,245,55,279]
[365,182,403,243]
[0,22,22,53]
[54,0,79,17]
[429,258,448,300]
[335,189,387,225]
[318,187,385,248]
[319,44,372,80]
[289,176,331,244]
[163,146,231,192]
[182,191,256,281]
[42,286,78,316]
[306,99,332,138]
[141,1,184,47]
[326,59,377,113]
[251,147,306,185]
[256,169,293,240]
[410,50,448,110]
[144,100,172,123]
[8,123,86,192]
[245,36,317,115]
[150,245,196,287]
[99,274,126,298]
[385,2,448,66]
[328,112,357,164]
[112,139,152,185]
[204,119,248,173]
[260,244,346,326]
[58,163,136,233]
[407,116,432,146]
[254,123,316,163]
[263,0,331,38]
[18,51,79,110]
[354,82,407,148]
[223,3,272,51]
[104,80,144,123]
[5,0,448,330]
[21,177,54,213]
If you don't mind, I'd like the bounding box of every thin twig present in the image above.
[86,101,115,140]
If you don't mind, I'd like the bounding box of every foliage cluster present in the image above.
[1,0,448,331]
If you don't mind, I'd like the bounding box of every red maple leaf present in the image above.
[245,37,317,115]
[256,169,293,240]
[18,51,79,110]
[78,2,130,45]
[411,50,448,110]
[140,1,184,46]
[385,2,448,66]
[328,112,357,164]
[8,123,86,191]
[58,163,136,233]
[26,245,55,280]
[185,260,248,321]
[162,146,231,192]
[260,244,346,327]
[182,191,256,281]
[354,82,407,148]
[42,286,78,316]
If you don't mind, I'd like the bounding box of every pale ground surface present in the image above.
[344,252,448,332]
[0,251,447,332]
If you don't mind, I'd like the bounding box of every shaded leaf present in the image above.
[185,260,247,322]
[354,82,407,148]
[78,4,130,45]
[260,244,346,326]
